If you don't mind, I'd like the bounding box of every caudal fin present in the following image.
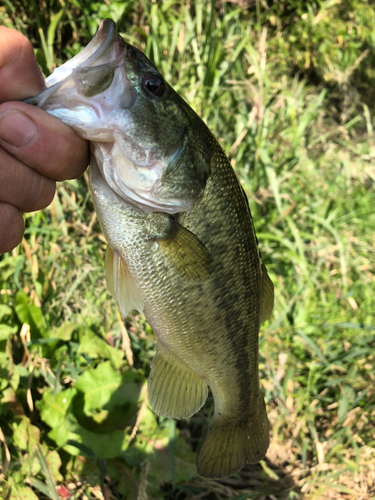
[196,394,270,479]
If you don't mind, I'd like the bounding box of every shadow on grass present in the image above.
[159,454,301,500]
[54,387,301,499]
[158,397,302,500]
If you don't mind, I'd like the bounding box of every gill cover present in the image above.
[25,19,211,214]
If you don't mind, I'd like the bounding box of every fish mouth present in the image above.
[24,19,132,109]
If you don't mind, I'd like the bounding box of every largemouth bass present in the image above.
[27,19,274,479]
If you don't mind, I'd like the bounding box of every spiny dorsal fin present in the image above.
[105,246,144,316]
[148,346,208,419]
[260,263,274,323]
[238,186,273,323]
[157,220,213,281]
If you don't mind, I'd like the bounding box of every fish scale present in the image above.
[27,18,274,479]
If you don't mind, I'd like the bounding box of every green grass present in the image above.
[1,1,374,499]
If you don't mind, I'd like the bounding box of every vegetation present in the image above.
[0,0,374,498]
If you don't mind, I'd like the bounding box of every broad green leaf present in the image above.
[0,349,19,391]
[74,361,144,414]
[0,351,11,385]
[9,485,39,500]
[39,388,77,429]
[14,291,47,338]
[44,449,63,484]
[19,453,41,481]
[1,386,17,405]
[51,323,79,341]
[63,410,132,458]
[47,426,78,455]
[13,416,40,452]
[39,369,144,459]
[0,255,24,282]
[44,406,133,459]
[78,327,123,369]
[74,361,122,412]
[0,304,12,319]
[0,324,17,341]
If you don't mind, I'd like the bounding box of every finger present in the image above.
[0,102,89,181]
[0,26,45,102]
[0,147,56,212]
[0,203,24,254]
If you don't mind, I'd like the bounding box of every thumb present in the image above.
[0,108,37,148]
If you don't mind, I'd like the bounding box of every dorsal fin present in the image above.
[239,186,274,323]
[260,263,274,323]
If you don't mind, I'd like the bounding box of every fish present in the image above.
[26,19,274,479]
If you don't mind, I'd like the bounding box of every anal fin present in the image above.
[105,246,144,316]
[148,346,208,419]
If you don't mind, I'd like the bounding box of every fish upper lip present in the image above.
[96,18,128,57]
[97,18,115,36]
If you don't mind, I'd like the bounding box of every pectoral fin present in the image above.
[105,246,144,316]
[260,264,274,323]
[157,220,213,281]
[148,346,208,419]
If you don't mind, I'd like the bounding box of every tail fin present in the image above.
[196,394,270,479]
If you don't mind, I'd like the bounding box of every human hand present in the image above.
[0,26,89,253]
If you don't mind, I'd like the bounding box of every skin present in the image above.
[0,26,89,254]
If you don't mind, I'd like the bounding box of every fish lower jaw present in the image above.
[97,160,198,215]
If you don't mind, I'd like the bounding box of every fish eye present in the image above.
[142,74,165,97]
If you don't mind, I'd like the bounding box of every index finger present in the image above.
[0,27,89,181]
[0,26,45,101]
